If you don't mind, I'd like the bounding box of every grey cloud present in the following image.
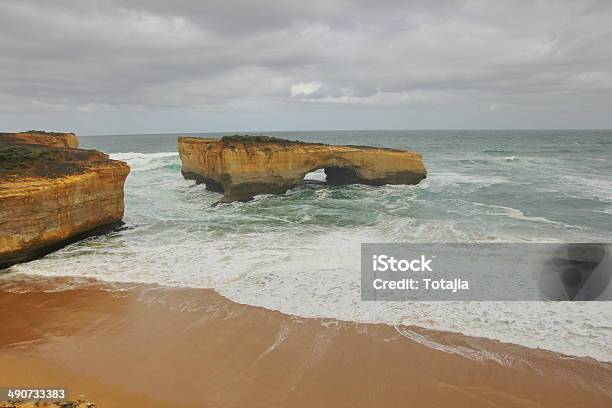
[0,0,611,132]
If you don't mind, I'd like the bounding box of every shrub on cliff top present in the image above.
[0,145,93,177]
[20,130,69,136]
[0,145,55,162]
[220,135,305,145]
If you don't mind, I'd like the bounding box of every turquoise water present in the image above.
[83,130,612,240]
[11,130,612,362]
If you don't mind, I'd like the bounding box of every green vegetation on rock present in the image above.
[220,135,305,145]
[20,130,70,137]
[0,145,55,163]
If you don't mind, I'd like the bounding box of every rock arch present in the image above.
[178,136,427,202]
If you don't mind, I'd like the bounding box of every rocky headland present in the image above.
[0,130,79,149]
[178,135,427,202]
[0,132,129,269]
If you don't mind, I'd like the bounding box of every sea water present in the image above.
[9,130,612,362]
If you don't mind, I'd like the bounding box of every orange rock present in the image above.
[178,136,427,202]
[0,132,129,268]
[0,131,79,148]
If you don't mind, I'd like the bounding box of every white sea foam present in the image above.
[11,224,612,363]
[110,152,179,172]
[110,152,179,161]
[394,326,509,365]
[588,207,612,216]
[559,175,612,203]
[420,172,509,193]
[473,203,581,229]
[303,169,327,181]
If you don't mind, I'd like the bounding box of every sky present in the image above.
[1,0,612,135]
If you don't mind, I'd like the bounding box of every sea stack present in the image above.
[0,131,130,269]
[178,135,427,202]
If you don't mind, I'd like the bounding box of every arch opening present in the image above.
[323,166,364,185]
[300,165,369,186]
[303,169,327,182]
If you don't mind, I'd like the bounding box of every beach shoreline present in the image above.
[1,275,610,407]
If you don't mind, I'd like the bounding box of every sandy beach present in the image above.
[1,275,610,408]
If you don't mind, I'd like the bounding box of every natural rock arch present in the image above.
[178,136,427,202]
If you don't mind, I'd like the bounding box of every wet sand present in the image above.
[0,275,610,407]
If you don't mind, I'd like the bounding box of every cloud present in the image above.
[0,0,611,131]
[291,82,323,97]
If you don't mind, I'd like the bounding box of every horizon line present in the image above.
[78,128,612,137]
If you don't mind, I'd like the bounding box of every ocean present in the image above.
[10,130,612,362]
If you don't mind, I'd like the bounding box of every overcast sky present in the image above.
[1,0,611,134]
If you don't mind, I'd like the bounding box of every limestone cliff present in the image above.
[0,134,129,269]
[178,135,426,202]
[0,130,79,148]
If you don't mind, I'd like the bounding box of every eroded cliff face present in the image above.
[0,130,79,148]
[178,136,426,202]
[0,134,129,268]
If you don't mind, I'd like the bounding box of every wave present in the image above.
[303,169,327,182]
[473,203,580,229]
[421,172,509,193]
[483,148,516,155]
[12,222,612,362]
[110,152,179,160]
[394,326,508,365]
[587,207,612,216]
[558,175,612,203]
[110,152,179,172]
[452,159,491,167]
